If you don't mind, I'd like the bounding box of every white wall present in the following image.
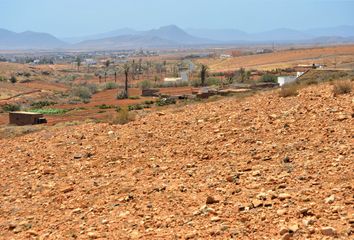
[278,76,297,86]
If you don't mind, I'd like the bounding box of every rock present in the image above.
[27,230,39,236]
[185,232,197,239]
[278,193,291,200]
[252,170,261,176]
[73,153,84,159]
[87,232,99,239]
[325,195,335,204]
[61,186,74,193]
[288,224,299,233]
[72,208,82,214]
[321,227,336,236]
[279,227,289,235]
[210,216,221,222]
[252,199,263,208]
[277,209,287,216]
[283,156,291,163]
[206,196,219,204]
[302,218,315,227]
[281,233,292,240]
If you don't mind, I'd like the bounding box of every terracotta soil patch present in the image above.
[0,83,353,239]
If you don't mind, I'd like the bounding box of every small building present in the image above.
[9,112,47,126]
[278,76,297,86]
[164,77,183,83]
[220,54,232,59]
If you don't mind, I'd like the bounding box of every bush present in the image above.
[30,101,56,109]
[333,80,353,96]
[30,108,69,115]
[96,104,116,109]
[0,76,7,82]
[2,104,20,112]
[144,100,155,105]
[86,84,98,94]
[261,74,277,83]
[128,96,140,100]
[10,76,17,84]
[279,84,299,98]
[117,91,127,99]
[72,86,92,100]
[104,82,118,90]
[156,97,176,106]
[139,80,153,90]
[112,107,134,125]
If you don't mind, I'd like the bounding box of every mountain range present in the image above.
[1,25,354,50]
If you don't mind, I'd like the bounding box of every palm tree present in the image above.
[200,64,208,86]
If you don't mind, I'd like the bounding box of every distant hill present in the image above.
[0,28,67,50]
[1,25,354,50]
[63,28,139,44]
[74,25,216,49]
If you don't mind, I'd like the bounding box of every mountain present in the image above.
[186,26,354,43]
[304,25,354,38]
[142,25,213,44]
[186,28,249,42]
[0,28,67,50]
[63,28,138,44]
[74,25,216,49]
[73,35,178,50]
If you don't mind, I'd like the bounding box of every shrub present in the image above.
[279,84,299,98]
[128,104,144,111]
[261,74,277,83]
[2,104,20,112]
[30,108,69,115]
[156,97,176,106]
[86,83,98,94]
[10,76,17,84]
[128,96,140,100]
[117,91,127,99]
[30,101,56,109]
[333,80,353,96]
[112,107,134,125]
[139,80,153,90]
[144,100,155,105]
[104,82,118,90]
[72,86,92,100]
[0,76,7,82]
[96,104,116,109]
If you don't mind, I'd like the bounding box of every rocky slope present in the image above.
[0,83,353,239]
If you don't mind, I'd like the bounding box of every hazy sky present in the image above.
[1,0,353,37]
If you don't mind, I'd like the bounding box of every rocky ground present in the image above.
[0,83,353,239]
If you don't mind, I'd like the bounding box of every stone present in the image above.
[288,224,299,233]
[252,199,263,208]
[325,195,335,204]
[321,227,336,236]
[279,227,289,235]
[278,193,291,200]
[281,233,292,240]
[87,232,99,239]
[206,196,219,204]
[210,216,221,222]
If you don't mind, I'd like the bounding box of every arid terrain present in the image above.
[0,81,353,239]
[198,45,354,72]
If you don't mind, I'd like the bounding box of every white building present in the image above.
[277,76,297,86]
[278,72,305,86]
[164,77,183,83]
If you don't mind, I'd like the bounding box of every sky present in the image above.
[0,0,353,37]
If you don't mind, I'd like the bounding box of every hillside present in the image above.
[0,28,67,50]
[0,83,353,239]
